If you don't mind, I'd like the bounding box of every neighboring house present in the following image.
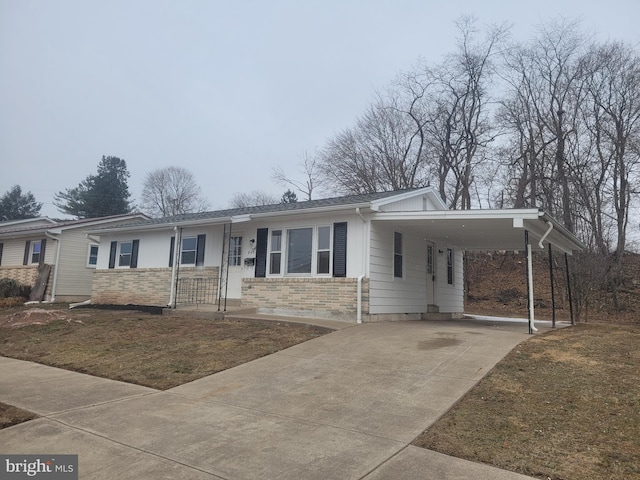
[86,188,584,323]
[0,214,148,302]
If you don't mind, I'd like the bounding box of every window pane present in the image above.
[180,237,197,265]
[447,248,453,284]
[394,232,403,278]
[89,245,99,265]
[394,232,402,255]
[394,254,403,278]
[31,241,41,264]
[181,251,196,265]
[271,230,282,252]
[229,237,242,266]
[287,228,312,274]
[182,237,197,251]
[119,242,132,267]
[317,251,330,274]
[318,226,330,250]
[270,252,281,274]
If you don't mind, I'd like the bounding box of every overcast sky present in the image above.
[2,0,639,218]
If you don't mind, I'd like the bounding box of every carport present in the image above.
[371,208,585,333]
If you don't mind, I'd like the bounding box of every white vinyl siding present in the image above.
[55,229,94,297]
[0,238,55,266]
[369,225,427,315]
[369,222,464,315]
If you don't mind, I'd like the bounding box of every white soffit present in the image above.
[371,210,582,254]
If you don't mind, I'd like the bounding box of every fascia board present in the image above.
[247,203,373,220]
[85,217,233,235]
[371,209,542,221]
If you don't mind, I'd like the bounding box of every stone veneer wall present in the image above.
[242,277,369,319]
[92,267,219,306]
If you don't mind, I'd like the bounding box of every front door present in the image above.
[426,241,435,306]
[226,235,243,298]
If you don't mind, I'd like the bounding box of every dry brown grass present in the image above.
[0,306,331,391]
[0,403,37,429]
[413,323,640,480]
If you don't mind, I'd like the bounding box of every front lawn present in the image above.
[0,306,331,390]
[413,323,640,480]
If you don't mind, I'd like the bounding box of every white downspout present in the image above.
[168,226,180,308]
[45,232,61,303]
[538,221,554,249]
[527,242,538,333]
[355,208,367,324]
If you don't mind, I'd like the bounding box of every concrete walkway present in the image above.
[0,319,541,479]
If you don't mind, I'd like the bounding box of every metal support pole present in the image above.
[524,231,537,334]
[217,224,227,311]
[549,243,556,328]
[565,253,575,325]
[223,223,232,312]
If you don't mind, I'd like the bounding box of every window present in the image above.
[181,237,197,265]
[31,241,42,264]
[447,248,454,285]
[317,226,331,274]
[87,244,99,267]
[394,232,403,278]
[109,240,138,269]
[426,244,433,275]
[229,237,242,266]
[119,241,133,267]
[287,228,312,274]
[269,230,282,274]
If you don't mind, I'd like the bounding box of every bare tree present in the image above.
[499,18,588,229]
[272,151,324,200]
[421,16,508,209]
[320,87,431,195]
[141,167,209,217]
[229,190,279,208]
[579,41,640,308]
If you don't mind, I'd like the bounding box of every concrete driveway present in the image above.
[0,319,538,479]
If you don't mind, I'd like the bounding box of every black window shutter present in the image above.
[333,222,348,277]
[196,234,206,266]
[39,238,47,266]
[255,228,268,278]
[169,236,175,267]
[0,242,3,266]
[23,240,31,265]
[108,241,117,269]
[130,239,140,268]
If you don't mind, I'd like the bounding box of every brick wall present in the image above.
[92,267,219,306]
[0,266,38,287]
[242,277,369,319]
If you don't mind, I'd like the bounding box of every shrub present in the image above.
[0,278,30,299]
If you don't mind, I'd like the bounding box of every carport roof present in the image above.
[372,208,584,254]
